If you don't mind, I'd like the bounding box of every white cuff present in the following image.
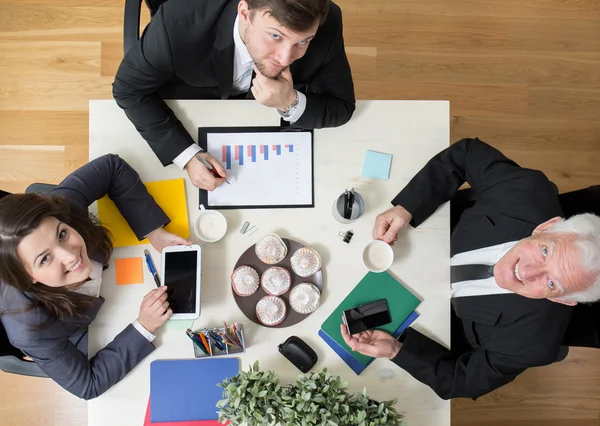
[172,144,203,170]
[279,91,307,124]
[132,320,156,343]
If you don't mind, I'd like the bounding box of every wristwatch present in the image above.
[280,90,299,117]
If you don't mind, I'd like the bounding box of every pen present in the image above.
[195,154,231,185]
[143,249,161,287]
[205,330,225,351]
[186,329,208,354]
[347,189,355,219]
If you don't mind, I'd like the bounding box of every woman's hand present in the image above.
[146,227,192,253]
[137,286,172,334]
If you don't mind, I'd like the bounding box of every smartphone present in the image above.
[160,245,202,320]
[343,299,391,335]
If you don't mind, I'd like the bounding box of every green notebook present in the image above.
[320,271,421,365]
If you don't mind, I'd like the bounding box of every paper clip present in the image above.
[339,230,354,244]
[240,222,258,236]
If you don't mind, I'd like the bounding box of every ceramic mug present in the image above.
[362,240,394,273]
[194,205,227,243]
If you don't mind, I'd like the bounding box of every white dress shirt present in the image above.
[71,260,155,342]
[172,15,307,170]
[450,241,518,298]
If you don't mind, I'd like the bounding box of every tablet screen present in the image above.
[164,251,198,314]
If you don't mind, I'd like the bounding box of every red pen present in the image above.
[195,154,231,185]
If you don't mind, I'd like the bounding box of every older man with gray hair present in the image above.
[342,138,600,400]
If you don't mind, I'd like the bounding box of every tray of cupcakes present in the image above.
[231,233,323,328]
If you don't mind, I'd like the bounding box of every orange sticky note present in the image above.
[115,257,144,285]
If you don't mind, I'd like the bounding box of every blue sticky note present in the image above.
[362,150,393,180]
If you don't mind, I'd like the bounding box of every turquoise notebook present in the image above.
[320,271,421,365]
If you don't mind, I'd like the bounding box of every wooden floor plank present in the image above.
[446,0,600,20]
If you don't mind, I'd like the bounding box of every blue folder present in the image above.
[319,311,419,375]
[150,358,240,422]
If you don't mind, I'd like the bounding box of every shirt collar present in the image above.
[233,15,253,66]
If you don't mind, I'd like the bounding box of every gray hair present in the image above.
[546,214,600,303]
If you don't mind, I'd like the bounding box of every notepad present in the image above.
[115,257,143,285]
[320,271,421,366]
[361,150,392,180]
[97,178,190,248]
[150,358,240,422]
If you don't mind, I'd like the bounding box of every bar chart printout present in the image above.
[203,130,313,208]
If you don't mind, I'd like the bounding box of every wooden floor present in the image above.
[0,0,599,425]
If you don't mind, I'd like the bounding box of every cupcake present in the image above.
[289,283,321,314]
[261,267,292,296]
[231,266,260,297]
[255,295,287,326]
[255,233,287,265]
[290,247,322,277]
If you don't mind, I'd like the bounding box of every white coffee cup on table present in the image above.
[194,205,227,243]
[362,240,394,273]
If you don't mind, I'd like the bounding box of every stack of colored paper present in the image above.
[148,358,239,423]
[319,271,421,375]
[98,178,190,248]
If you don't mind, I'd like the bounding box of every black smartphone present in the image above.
[343,299,391,335]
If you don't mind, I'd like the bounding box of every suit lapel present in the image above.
[212,0,238,100]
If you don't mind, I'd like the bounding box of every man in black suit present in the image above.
[341,138,600,399]
[113,0,355,190]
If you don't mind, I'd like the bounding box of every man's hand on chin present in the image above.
[251,66,296,111]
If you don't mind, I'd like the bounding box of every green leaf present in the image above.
[257,390,268,398]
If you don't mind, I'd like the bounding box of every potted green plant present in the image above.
[217,361,406,426]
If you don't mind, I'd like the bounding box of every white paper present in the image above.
[206,131,313,207]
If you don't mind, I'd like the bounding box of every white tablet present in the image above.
[160,244,202,320]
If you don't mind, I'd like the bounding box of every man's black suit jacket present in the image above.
[388,138,573,400]
[113,0,355,166]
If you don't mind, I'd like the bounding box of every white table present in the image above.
[88,100,450,426]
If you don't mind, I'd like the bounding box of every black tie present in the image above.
[245,69,256,99]
[451,264,495,284]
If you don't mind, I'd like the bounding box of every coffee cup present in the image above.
[194,205,227,243]
[362,240,394,273]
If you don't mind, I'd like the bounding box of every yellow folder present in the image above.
[97,178,190,248]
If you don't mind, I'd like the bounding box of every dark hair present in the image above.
[248,0,330,32]
[0,193,113,323]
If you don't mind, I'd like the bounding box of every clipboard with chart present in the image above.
[198,127,314,210]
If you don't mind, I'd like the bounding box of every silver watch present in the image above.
[281,90,299,117]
